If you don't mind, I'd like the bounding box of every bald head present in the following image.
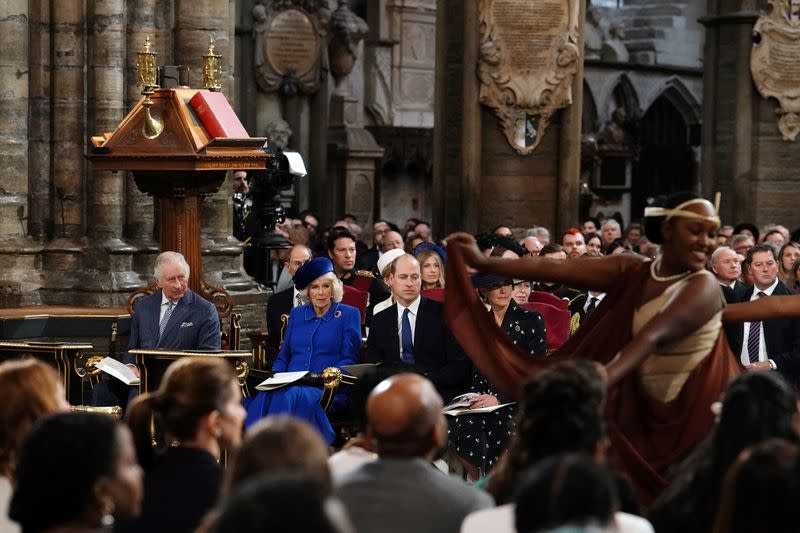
[366,374,445,458]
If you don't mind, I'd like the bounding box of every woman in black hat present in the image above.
[450,273,546,480]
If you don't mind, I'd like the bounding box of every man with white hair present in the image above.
[93,251,221,406]
[710,246,748,304]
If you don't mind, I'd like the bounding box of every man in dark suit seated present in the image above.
[337,373,493,533]
[728,244,800,385]
[265,244,313,367]
[710,246,749,304]
[93,251,221,406]
[366,253,469,402]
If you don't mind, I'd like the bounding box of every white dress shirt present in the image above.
[740,277,779,366]
[396,296,421,359]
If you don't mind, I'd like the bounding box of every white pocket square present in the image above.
[180,322,194,328]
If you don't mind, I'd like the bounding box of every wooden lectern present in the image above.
[87,87,270,317]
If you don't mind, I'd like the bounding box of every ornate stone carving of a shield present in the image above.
[478,0,581,154]
[751,0,800,141]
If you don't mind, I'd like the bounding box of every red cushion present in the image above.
[421,288,445,302]
[521,302,571,351]
[528,290,568,310]
[342,285,368,324]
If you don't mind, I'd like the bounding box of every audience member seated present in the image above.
[121,358,245,533]
[562,228,587,259]
[451,272,546,480]
[490,235,528,259]
[93,251,221,408]
[648,371,800,533]
[366,254,469,403]
[603,238,632,256]
[778,241,800,286]
[709,246,747,304]
[789,256,800,292]
[371,248,406,317]
[9,412,143,532]
[712,439,800,533]
[584,232,603,255]
[520,236,542,256]
[601,219,622,247]
[533,244,584,302]
[245,257,361,444]
[211,474,355,533]
[414,242,447,290]
[0,360,70,533]
[265,244,313,366]
[382,230,404,253]
[512,279,532,305]
[729,233,755,257]
[337,374,493,533]
[514,454,619,533]
[226,416,332,495]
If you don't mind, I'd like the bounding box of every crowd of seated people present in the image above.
[8,203,800,533]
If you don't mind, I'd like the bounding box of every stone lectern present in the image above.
[87,87,271,317]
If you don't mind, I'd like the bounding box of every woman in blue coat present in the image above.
[245,257,361,444]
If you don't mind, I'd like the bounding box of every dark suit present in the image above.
[94,289,220,407]
[727,281,800,384]
[366,296,469,402]
[123,289,221,365]
[720,280,750,305]
[265,286,294,368]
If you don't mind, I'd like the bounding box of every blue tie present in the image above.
[401,307,414,364]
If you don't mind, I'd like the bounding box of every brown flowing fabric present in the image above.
[444,244,741,503]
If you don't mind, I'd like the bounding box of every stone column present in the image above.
[28,0,51,243]
[174,0,233,92]
[125,0,158,280]
[38,0,86,305]
[50,0,86,240]
[0,0,41,305]
[80,0,140,306]
[556,0,586,234]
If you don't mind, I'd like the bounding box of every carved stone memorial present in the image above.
[478,0,581,154]
[751,0,800,141]
[253,1,326,95]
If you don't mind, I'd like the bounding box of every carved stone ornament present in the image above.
[751,0,800,141]
[478,0,581,154]
[252,0,328,96]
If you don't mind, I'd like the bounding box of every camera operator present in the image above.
[232,169,268,285]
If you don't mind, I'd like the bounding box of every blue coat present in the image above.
[123,289,221,365]
[245,302,361,443]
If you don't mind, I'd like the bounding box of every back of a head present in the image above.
[643,191,701,245]
[714,439,800,533]
[126,357,235,469]
[226,416,331,495]
[514,454,617,533]
[0,359,64,478]
[488,361,606,504]
[712,372,799,483]
[214,474,351,533]
[518,361,606,460]
[10,412,118,533]
[366,373,444,458]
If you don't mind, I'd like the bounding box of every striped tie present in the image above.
[746,291,766,363]
[159,301,176,341]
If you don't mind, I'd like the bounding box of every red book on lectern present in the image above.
[188,90,249,138]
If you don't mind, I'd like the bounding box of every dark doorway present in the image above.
[632,95,695,219]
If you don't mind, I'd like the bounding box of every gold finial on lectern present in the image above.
[203,36,223,92]
[136,36,164,139]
